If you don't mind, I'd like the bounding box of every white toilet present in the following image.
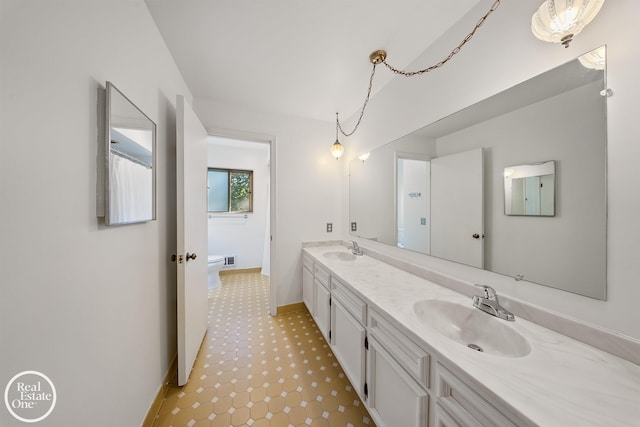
[207,255,225,289]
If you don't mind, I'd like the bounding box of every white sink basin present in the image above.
[322,251,357,261]
[412,299,531,358]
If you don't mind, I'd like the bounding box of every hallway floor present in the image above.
[151,271,373,427]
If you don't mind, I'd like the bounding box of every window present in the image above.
[207,168,253,213]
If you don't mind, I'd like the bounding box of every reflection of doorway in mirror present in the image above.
[396,156,430,254]
[511,175,554,215]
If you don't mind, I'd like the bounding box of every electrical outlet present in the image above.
[351,222,357,232]
[326,223,333,233]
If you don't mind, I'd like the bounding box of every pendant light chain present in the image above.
[334,0,501,140]
[383,0,501,77]
[336,62,377,138]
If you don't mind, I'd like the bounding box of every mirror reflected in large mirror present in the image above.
[504,160,556,216]
[350,46,607,299]
[104,81,156,226]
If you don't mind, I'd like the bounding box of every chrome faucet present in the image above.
[350,241,364,256]
[472,285,515,321]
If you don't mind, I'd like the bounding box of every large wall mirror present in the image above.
[103,81,156,226]
[350,46,607,300]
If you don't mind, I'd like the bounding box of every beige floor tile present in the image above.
[210,412,231,427]
[249,401,268,420]
[192,401,214,421]
[151,271,373,427]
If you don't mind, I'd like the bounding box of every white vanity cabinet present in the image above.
[302,254,314,315]
[313,263,332,341]
[302,246,640,427]
[367,307,431,427]
[330,277,367,401]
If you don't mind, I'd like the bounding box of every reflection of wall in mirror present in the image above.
[436,80,605,297]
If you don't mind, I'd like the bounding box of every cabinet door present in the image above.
[367,336,429,427]
[314,282,331,341]
[331,297,366,401]
[302,265,314,315]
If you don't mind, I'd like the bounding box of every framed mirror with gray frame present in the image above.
[102,81,156,226]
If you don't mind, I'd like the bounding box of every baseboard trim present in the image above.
[277,302,306,316]
[220,267,262,276]
[141,355,177,427]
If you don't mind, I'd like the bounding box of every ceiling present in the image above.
[144,0,482,123]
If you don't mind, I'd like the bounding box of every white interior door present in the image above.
[431,148,484,268]
[176,95,209,386]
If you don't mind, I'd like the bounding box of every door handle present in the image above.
[186,252,197,261]
[472,233,480,239]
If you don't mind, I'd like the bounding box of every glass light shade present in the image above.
[358,152,370,162]
[330,140,344,159]
[531,0,605,47]
[578,45,606,69]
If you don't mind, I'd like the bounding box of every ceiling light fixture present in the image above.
[531,0,605,48]
[332,0,502,158]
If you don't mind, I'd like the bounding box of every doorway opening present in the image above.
[207,132,276,316]
[396,154,431,254]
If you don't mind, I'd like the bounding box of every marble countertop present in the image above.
[303,244,640,426]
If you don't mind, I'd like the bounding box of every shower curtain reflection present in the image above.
[109,151,153,224]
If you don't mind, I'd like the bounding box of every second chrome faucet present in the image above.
[472,284,515,321]
[350,241,364,256]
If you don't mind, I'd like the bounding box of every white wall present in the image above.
[341,0,640,340]
[207,137,270,269]
[194,98,341,306]
[0,1,191,426]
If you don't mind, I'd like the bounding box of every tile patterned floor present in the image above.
[152,271,373,427]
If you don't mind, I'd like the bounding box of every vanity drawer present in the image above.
[434,403,468,427]
[314,264,331,288]
[303,254,314,272]
[332,277,367,325]
[368,308,430,389]
[435,363,517,427]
